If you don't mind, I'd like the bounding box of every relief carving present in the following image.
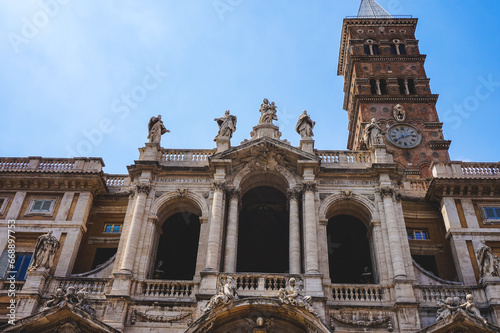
[277,277,313,312]
[204,276,239,314]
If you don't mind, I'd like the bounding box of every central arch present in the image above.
[236,186,289,273]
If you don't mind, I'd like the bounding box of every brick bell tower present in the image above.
[338,0,451,178]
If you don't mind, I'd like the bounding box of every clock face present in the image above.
[386,124,422,148]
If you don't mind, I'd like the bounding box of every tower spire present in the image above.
[357,0,392,18]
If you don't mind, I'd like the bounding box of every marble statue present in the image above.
[295,110,315,138]
[460,294,487,324]
[214,110,237,140]
[259,98,278,124]
[147,115,170,144]
[42,288,65,310]
[41,286,95,316]
[204,276,239,313]
[363,118,384,149]
[278,278,312,311]
[436,297,460,322]
[476,241,500,278]
[28,231,60,271]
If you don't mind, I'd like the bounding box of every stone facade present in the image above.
[0,5,500,333]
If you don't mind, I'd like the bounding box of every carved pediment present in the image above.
[1,303,119,333]
[418,311,500,333]
[211,137,320,173]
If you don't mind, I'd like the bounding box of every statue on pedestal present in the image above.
[476,241,500,278]
[259,98,278,124]
[214,110,237,140]
[28,231,60,271]
[460,294,488,324]
[147,115,169,144]
[295,110,315,138]
[363,118,384,149]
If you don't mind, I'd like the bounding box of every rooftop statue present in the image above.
[214,110,237,140]
[147,115,170,144]
[295,110,315,138]
[259,98,278,124]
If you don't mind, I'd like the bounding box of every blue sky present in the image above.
[1,1,499,174]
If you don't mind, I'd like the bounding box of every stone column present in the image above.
[120,184,150,273]
[288,188,302,274]
[440,197,462,231]
[380,187,406,279]
[205,181,226,271]
[54,228,84,276]
[303,182,319,273]
[224,189,240,273]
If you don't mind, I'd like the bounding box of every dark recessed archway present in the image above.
[327,215,373,283]
[155,212,200,280]
[237,186,289,273]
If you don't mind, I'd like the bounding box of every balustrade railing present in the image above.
[135,280,197,298]
[317,151,372,168]
[328,284,386,303]
[415,285,483,304]
[433,162,500,179]
[461,163,500,177]
[49,278,111,297]
[0,157,104,173]
[105,174,127,187]
[161,149,214,166]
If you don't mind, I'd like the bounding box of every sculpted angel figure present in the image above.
[363,118,384,149]
[259,98,278,124]
[460,294,487,324]
[214,110,237,140]
[28,231,60,271]
[476,241,500,278]
[42,288,65,310]
[204,276,239,313]
[295,110,315,138]
[436,297,459,321]
[147,115,170,144]
[278,278,312,311]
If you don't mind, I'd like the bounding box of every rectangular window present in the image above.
[103,224,122,233]
[407,229,430,240]
[0,252,32,281]
[484,207,500,223]
[31,199,53,212]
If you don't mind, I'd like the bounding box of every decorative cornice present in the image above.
[428,140,452,150]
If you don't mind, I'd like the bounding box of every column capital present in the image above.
[302,182,317,193]
[135,184,151,196]
[226,188,241,200]
[379,187,394,199]
[211,181,227,192]
[287,187,302,201]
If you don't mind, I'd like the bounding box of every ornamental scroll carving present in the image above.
[130,309,193,324]
[330,313,393,331]
[240,142,287,172]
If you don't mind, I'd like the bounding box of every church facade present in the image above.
[1,1,500,332]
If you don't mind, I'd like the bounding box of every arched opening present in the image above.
[327,215,373,283]
[155,212,200,280]
[237,186,289,273]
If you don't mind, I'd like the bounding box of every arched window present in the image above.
[408,79,416,94]
[370,79,385,95]
[155,212,201,280]
[364,40,379,55]
[379,79,387,95]
[237,186,289,273]
[391,39,405,55]
[327,215,373,283]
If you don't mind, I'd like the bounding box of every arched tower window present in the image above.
[155,212,201,280]
[364,39,379,55]
[327,215,373,283]
[237,186,289,273]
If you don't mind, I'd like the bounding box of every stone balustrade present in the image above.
[415,285,485,305]
[161,149,215,167]
[133,280,198,299]
[327,284,388,304]
[317,151,372,168]
[432,162,500,179]
[47,278,111,298]
[0,157,104,173]
[220,273,300,297]
[104,174,128,187]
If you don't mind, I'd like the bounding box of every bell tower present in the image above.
[338,0,451,178]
